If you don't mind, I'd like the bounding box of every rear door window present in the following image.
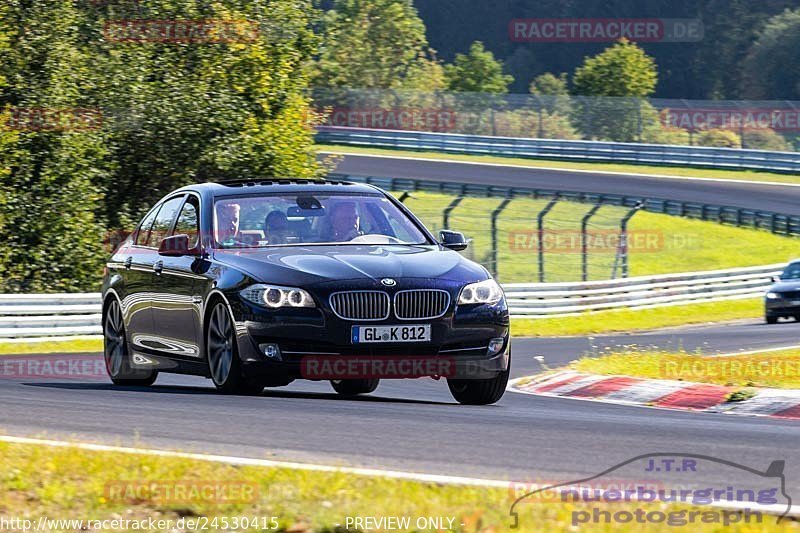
[145,196,185,248]
[134,207,159,246]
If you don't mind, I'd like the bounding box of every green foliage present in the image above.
[741,8,800,99]
[570,40,658,142]
[0,1,109,293]
[573,39,657,98]
[0,0,322,292]
[643,127,691,146]
[314,0,435,90]
[444,41,513,94]
[529,72,569,96]
[696,129,742,148]
[742,128,791,151]
[529,72,570,115]
[401,58,447,92]
[495,110,580,140]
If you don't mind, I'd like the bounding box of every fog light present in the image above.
[259,343,281,360]
[487,337,505,356]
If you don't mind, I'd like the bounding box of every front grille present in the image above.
[394,290,450,320]
[329,291,390,321]
[779,290,800,299]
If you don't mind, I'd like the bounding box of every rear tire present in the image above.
[103,298,158,386]
[330,379,379,396]
[766,316,779,324]
[447,368,509,405]
[206,301,263,395]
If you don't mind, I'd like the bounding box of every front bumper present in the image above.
[228,284,510,380]
[765,298,800,317]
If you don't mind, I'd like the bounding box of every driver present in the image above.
[216,202,243,246]
[329,201,363,242]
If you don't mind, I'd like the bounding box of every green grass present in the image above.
[571,348,800,389]
[319,143,800,184]
[0,440,793,532]
[511,298,762,337]
[389,190,800,284]
[0,338,102,355]
[0,338,103,355]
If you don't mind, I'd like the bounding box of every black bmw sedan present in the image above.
[765,259,800,324]
[101,179,510,404]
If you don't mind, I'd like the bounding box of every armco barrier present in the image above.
[0,293,102,339]
[317,126,800,174]
[330,173,800,236]
[504,263,781,317]
[0,264,780,338]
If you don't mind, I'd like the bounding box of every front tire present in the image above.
[447,369,509,405]
[766,315,779,324]
[330,379,379,396]
[103,298,157,386]
[206,301,263,395]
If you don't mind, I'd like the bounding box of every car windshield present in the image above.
[781,263,800,280]
[213,192,429,248]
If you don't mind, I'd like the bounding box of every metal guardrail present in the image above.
[317,126,800,174]
[0,293,102,339]
[0,264,779,338]
[504,264,781,317]
[331,173,800,237]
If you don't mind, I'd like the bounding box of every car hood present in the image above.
[213,245,488,286]
[770,280,800,292]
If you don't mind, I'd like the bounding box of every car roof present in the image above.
[175,178,381,197]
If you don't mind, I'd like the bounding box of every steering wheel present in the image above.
[348,234,403,244]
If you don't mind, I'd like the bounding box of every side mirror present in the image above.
[771,276,780,283]
[439,230,468,251]
[158,234,199,257]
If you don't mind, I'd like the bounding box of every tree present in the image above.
[740,9,800,99]
[696,129,742,148]
[314,0,435,89]
[572,39,658,142]
[573,39,657,98]
[444,41,513,93]
[529,72,570,115]
[0,0,323,292]
[0,1,109,292]
[742,129,790,151]
[529,73,569,97]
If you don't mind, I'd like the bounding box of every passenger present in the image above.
[264,210,290,244]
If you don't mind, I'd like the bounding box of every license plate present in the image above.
[352,324,431,343]
[793,300,800,306]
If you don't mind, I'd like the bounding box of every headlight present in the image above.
[766,292,781,299]
[240,284,315,308]
[458,279,504,305]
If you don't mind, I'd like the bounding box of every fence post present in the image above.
[612,202,644,279]
[443,196,465,230]
[537,196,560,283]
[581,202,603,282]
[490,197,513,279]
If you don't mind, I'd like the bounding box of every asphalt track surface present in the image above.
[330,152,800,215]
[5,156,800,511]
[2,321,800,496]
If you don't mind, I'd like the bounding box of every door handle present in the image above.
[124,256,133,270]
[153,260,163,275]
